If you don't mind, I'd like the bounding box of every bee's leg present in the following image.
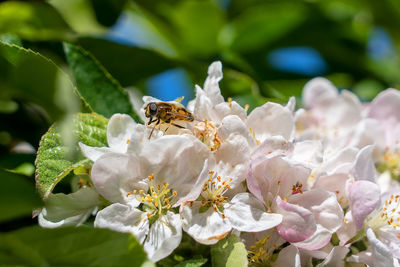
[171,123,185,129]
[148,119,161,139]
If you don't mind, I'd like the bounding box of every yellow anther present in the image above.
[173,191,178,196]
[245,104,249,112]
[126,139,130,144]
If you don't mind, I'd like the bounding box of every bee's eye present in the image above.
[149,103,158,115]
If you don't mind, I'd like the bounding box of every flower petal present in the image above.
[94,203,149,243]
[302,77,338,109]
[144,212,182,262]
[316,246,350,267]
[107,114,137,152]
[224,193,282,232]
[181,201,231,245]
[79,143,111,162]
[247,102,294,141]
[275,196,316,243]
[293,224,332,250]
[354,145,377,182]
[203,61,224,106]
[91,153,144,204]
[377,226,400,258]
[367,228,397,267]
[348,180,380,230]
[273,245,301,267]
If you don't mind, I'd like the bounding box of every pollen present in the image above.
[369,194,400,231]
[193,120,221,151]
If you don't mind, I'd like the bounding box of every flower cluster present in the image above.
[39,62,400,266]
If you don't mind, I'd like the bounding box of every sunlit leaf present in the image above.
[0,1,74,41]
[35,113,108,199]
[225,2,305,53]
[211,235,248,267]
[0,226,152,267]
[64,43,141,121]
[175,258,208,267]
[0,170,42,222]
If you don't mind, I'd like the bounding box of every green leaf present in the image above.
[35,113,108,199]
[225,2,305,53]
[64,42,141,121]
[167,0,225,57]
[0,169,42,222]
[175,258,208,267]
[211,235,248,267]
[76,37,175,86]
[0,1,74,41]
[0,40,80,122]
[0,226,152,267]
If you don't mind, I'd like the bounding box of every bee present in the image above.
[144,101,195,139]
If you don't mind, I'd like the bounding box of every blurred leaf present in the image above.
[64,43,141,121]
[0,226,152,267]
[211,235,248,267]
[49,0,106,35]
[0,1,74,41]
[167,0,225,57]
[90,0,127,27]
[76,37,175,86]
[0,169,42,223]
[0,40,79,122]
[7,162,35,177]
[35,113,108,199]
[225,2,305,53]
[175,258,207,267]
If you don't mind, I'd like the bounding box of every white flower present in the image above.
[90,135,210,262]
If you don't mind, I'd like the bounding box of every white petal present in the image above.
[302,77,338,109]
[354,145,377,182]
[291,140,323,168]
[247,102,294,141]
[42,187,101,222]
[316,246,350,267]
[273,245,301,267]
[367,228,396,267]
[377,226,400,258]
[144,212,182,262]
[79,143,111,162]
[94,203,149,243]
[107,114,137,152]
[203,61,224,105]
[139,135,209,202]
[293,224,332,250]
[224,193,282,232]
[91,153,144,204]
[181,201,231,245]
[39,208,92,228]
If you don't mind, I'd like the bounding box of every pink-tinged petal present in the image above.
[247,102,294,141]
[79,143,111,162]
[224,193,282,232]
[290,190,344,233]
[203,61,224,105]
[316,246,350,267]
[275,196,316,243]
[273,245,301,267]
[377,226,400,258]
[302,77,338,109]
[312,173,349,207]
[247,156,271,204]
[140,135,209,202]
[181,201,231,245]
[293,224,332,250]
[91,153,144,204]
[320,147,358,175]
[144,212,182,262]
[94,203,149,243]
[367,228,397,267]
[252,136,293,160]
[354,145,377,182]
[368,89,400,122]
[336,211,357,246]
[348,181,380,230]
[344,119,386,153]
[107,114,137,152]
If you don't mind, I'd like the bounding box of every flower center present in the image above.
[368,194,400,233]
[126,174,177,222]
[199,170,232,218]
[378,151,400,180]
[247,229,278,265]
[192,120,221,151]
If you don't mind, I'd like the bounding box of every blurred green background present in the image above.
[1,0,400,230]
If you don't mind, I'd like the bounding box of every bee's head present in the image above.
[145,102,158,118]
